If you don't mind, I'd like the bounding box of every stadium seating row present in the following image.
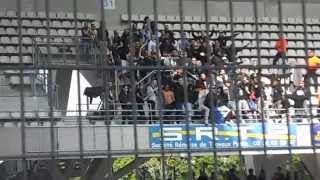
[0,18,87,29]
[121,14,320,24]
[139,23,320,32]
[0,111,63,120]
[0,10,95,20]
[0,56,32,64]
[0,27,82,36]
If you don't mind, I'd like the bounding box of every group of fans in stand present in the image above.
[81,16,320,125]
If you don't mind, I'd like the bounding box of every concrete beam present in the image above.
[82,159,112,180]
[106,157,149,180]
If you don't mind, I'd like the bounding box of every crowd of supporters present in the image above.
[81,17,320,125]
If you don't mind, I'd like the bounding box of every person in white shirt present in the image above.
[148,35,157,55]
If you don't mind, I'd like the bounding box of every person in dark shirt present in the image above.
[198,41,210,65]
[112,30,121,46]
[216,31,240,47]
[271,79,283,110]
[160,39,174,56]
[287,82,310,118]
[138,51,157,79]
[258,169,266,180]
[246,168,258,180]
[116,41,129,61]
[97,21,109,43]
[188,40,202,61]
[198,174,209,180]
[173,79,185,122]
[131,23,143,43]
[223,42,250,63]
[271,166,285,180]
[81,22,91,60]
[119,85,132,124]
[121,29,130,46]
[192,28,215,42]
[164,25,175,44]
[226,167,240,180]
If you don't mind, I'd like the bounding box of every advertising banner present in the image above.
[149,124,297,149]
[313,123,320,146]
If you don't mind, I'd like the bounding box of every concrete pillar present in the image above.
[252,155,290,180]
[244,156,255,174]
[82,159,112,180]
[54,70,72,111]
[264,0,278,17]
[300,154,320,178]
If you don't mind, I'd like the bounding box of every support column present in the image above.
[82,159,113,180]
[300,154,320,178]
[54,69,72,111]
[252,155,290,180]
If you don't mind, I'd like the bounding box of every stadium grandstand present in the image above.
[0,0,320,179]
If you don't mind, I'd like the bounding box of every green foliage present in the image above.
[113,156,135,172]
[113,155,241,180]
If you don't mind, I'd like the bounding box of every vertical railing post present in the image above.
[17,0,27,179]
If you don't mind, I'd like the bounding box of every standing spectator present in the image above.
[187,84,198,121]
[198,41,210,65]
[131,23,143,43]
[119,85,132,124]
[148,35,157,55]
[195,73,210,125]
[143,16,153,42]
[305,50,320,90]
[173,79,185,122]
[226,167,240,180]
[136,87,146,122]
[273,33,288,65]
[97,21,109,43]
[198,173,209,180]
[89,23,98,42]
[81,22,91,59]
[191,28,215,42]
[258,169,266,180]
[112,30,121,46]
[160,39,175,56]
[287,82,309,117]
[246,168,258,180]
[205,86,232,124]
[248,86,258,119]
[271,79,283,110]
[216,31,240,47]
[145,81,157,121]
[164,25,175,44]
[271,167,285,180]
[121,29,130,47]
[188,40,202,61]
[238,76,251,118]
[162,84,176,123]
[179,32,190,52]
[211,40,226,66]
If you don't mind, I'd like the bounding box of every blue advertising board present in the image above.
[313,123,320,146]
[149,124,297,149]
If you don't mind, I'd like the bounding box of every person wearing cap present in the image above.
[273,33,288,65]
[305,50,320,90]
